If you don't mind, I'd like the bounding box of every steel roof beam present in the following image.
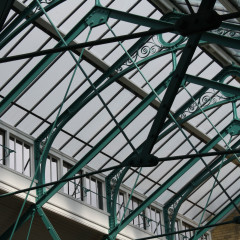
[105,117,228,240]
[0,0,15,31]
[146,0,239,162]
[10,1,228,156]
[185,74,240,96]
[105,1,218,239]
[148,0,238,67]
[189,192,240,239]
[163,140,240,239]
[140,0,217,159]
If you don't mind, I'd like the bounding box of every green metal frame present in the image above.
[159,65,240,141]
[189,192,240,240]
[104,57,240,240]
[3,4,240,63]
[0,0,67,48]
[1,0,240,239]
[2,1,240,114]
[0,7,175,238]
[163,139,240,240]
[0,0,15,31]
[104,121,232,240]
[37,207,61,240]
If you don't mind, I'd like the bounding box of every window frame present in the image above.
[0,129,5,165]
[45,154,59,184]
[9,135,32,177]
[62,161,84,201]
[146,205,164,236]
[128,195,147,230]
[85,174,104,210]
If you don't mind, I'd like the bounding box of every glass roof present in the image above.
[1,0,240,234]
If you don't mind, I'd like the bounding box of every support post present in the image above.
[37,207,61,240]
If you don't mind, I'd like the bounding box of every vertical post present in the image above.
[37,207,61,240]
[4,130,10,167]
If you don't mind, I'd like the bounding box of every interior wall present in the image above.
[211,209,240,240]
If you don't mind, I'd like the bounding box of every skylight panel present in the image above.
[17,113,42,134]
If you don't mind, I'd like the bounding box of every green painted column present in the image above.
[37,208,61,240]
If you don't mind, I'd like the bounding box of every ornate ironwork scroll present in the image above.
[106,166,129,231]
[164,194,183,240]
[210,27,240,38]
[117,34,186,72]
[180,89,228,119]
[33,0,54,13]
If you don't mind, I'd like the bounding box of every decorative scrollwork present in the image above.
[168,200,179,221]
[40,137,47,153]
[117,34,186,72]
[33,0,54,13]
[210,27,240,38]
[165,195,183,240]
[110,168,125,199]
[117,36,163,72]
[180,90,228,119]
[106,166,128,230]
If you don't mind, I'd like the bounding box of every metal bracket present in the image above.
[227,120,240,136]
[0,144,15,160]
[85,9,109,28]
[175,10,221,36]
[129,153,158,167]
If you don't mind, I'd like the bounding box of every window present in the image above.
[62,162,104,210]
[128,196,146,229]
[0,130,5,165]
[85,175,103,210]
[63,161,83,200]
[182,222,193,239]
[45,155,58,183]
[146,206,163,235]
[181,222,208,240]
[9,136,31,176]
[174,220,180,240]
[116,191,125,220]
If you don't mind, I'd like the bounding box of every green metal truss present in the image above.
[104,63,240,236]
[37,208,61,240]
[0,8,175,238]
[2,1,240,114]
[0,0,66,48]
[1,0,240,239]
[159,65,240,141]
[0,0,15,31]
[163,139,240,240]
[104,120,235,239]
[189,192,240,240]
